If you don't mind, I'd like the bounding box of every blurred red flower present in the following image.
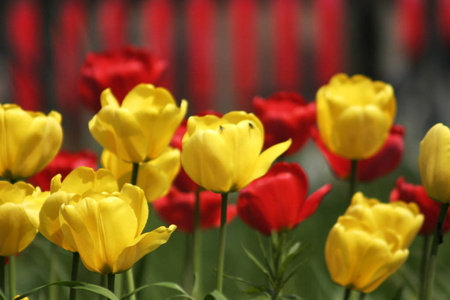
[28,149,98,191]
[252,92,316,156]
[390,177,450,235]
[170,110,223,193]
[237,162,331,236]
[312,125,405,181]
[78,46,166,112]
[153,186,237,233]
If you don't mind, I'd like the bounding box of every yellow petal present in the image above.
[113,225,176,273]
[332,105,390,159]
[418,123,450,203]
[39,192,77,252]
[12,112,63,179]
[100,88,120,108]
[0,203,37,256]
[118,184,148,236]
[244,139,292,189]
[58,167,119,196]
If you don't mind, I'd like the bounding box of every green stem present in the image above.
[48,244,58,300]
[182,234,193,293]
[348,160,358,203]
[216,193,228,292]
[107,274,115,294]
[343,288,351,300]
[131,163,139,186]
[420,203,450,300]
[192,190,202,299]
[70,252,80,300]
[420,234,433,290]
[125,162,139,300]
[8,255,16,300]
[0,256,5,297]
[359,291,366,300]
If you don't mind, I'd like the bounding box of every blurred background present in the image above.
[2,0,450,299]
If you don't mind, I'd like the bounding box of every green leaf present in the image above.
[0,289,6,300]
[279,294,304,300]
[256,233,274,276]
[14,281,119,300]
[203,289,229,300]
[279,243,307,278]
[242,245,274,285]
[120,282,193,300]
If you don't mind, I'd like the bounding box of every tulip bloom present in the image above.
[0,181,47,256]
[181,111,291,193]
[28,149,98,191]
[153,186,237,232]
[89,84,188,163]
[101,147,180,202]
[0,104,63,181]
[252,92,316,155]
[40,167,176,273]
[418,123,450,203]
[316,73,396,159]
[390,177,450,235]
[78,46,166,112]
[312,125,404,181]
[325,192,423,293]
[237,162,331,235]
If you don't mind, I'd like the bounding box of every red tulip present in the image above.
[237,162,331,236]
[78,46,166,112]
[390,177,450,235]
[153,186,237,233]
[170,110,223,193]
[312,125,405,181]
[28,149,98,191]
[253,92,316,156]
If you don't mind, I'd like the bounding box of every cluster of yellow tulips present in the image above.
[0,73,448,300]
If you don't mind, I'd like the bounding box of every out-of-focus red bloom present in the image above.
[153,186,237,233]
[170,110,223,193]
[28,150,98,191]
[390,177,450,235]
[312,125,405,181]
[253,92,316,156]
[78,46,166,112]
[237,162,332,236]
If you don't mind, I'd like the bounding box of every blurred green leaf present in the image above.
[14,281,119,300]
[242,245,274,285]
[120,281,193,300]
[203,289,229,300]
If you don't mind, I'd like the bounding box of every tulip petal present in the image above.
[245,139,291,189]
[0,203,37,256]
[332,105,390,159]
[296,183,332,223]
[113,225,176,273]
[59,167,119,195]
[119,184,148,236]
[39,192,77,252]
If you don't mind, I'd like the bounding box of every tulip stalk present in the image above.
[217,193,229,292]
[8,255,16,300]
[124,162,140,300]
[70,252,80,300]
[420,203,450,300]
[343,288,351,300]
[0,256,4,297]
[192,190,202,299]
[108,274,115,294]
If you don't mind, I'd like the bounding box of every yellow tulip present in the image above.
[60,184,176,274]
[316,73,396,159]
[418,123,450,203]
[0,181,47,256]
[325,192,423,293]
[101,146,180,202]
[40,167,176,273]
[39,167,119,252]
[89,84,188,163]
[0,104,63,181]
[181,111,291,193]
